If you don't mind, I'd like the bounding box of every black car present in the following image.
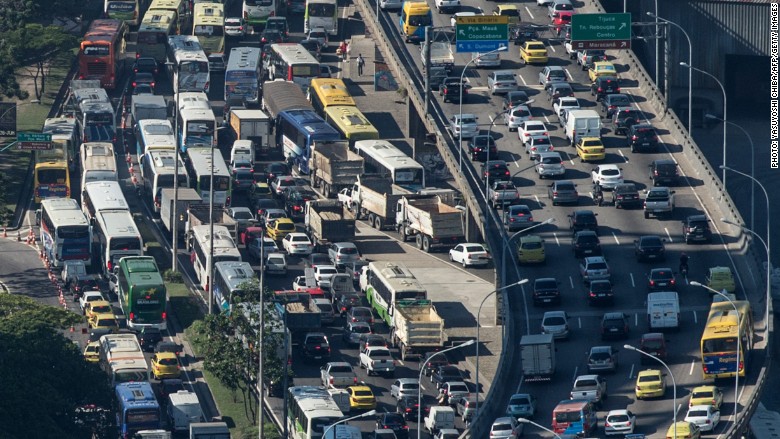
[683,215,713,244]
[547,82,574,101]
[155,341,182,356]
[260,28,285,45]
[600,312,629,340]
[232,168,254,193]
[359,333,387,354]
[397,394,422,420]
[647,268,677,291]
[612,107,641,135]
[302,332,331,361]
[284,187,318,220]
[138,327,163,352]
[262,162,290,185]
[503,90,531,111]
[422,352,450,377]
[600,93,631,118]
[335,293,362,316]
[431,365,463,389]
[70,275,102,300]
[587,279,614,305]
[132,83,154,96]
[591,76,620,101]
[532,277,561,305]
[468,134,498,161]
[376,412,409,439]
[572,230,602,258]
[158,378,185,401]
[649,159,679,186]
[131,72,155,94]
[132,57,159,78]
[439,77,469,103]
[481,160,511,182]
[568,210,598,234]
[428,66,449,91]
[627,123,659,152]
[611,183,642,209]
[511,24,540,45]
[299,38,322,61]
[252,198,280,219]
[264,17,289,36]
[634,235,666,262]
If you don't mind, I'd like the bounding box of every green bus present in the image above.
[115,256,168,331]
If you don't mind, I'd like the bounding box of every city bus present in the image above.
[213,261,257,313]
[192,2,225,70]
[364,261,427,326]
[36,198,92,268]
[265,43,320,90]
[71,87,115,144]
[137,9,178,63]
[115,382,162,438]
[81,180,129,222]
[224,46,262,108]
[304,0,338,35]
[178,106,217,151]
[36,118,77,203]
[176,91,211,113]
[354,139,425,190]
[287,386,344,439]
[190,225,241,291]
[167,35,211,93]
[185,148,232,205]
[42,117,79,165]
[700,300,753,379]
[104,0,142,26]
[99,333,150,385]
[307,77,355,114]
[140,150,189,212]
[95,209,144,275]
[149,0,187,33]
[80,142,118,193]
[77,19,128,89]
[135,118,176,157]
[276,109,341,175]
[399,1,432,43]
[116,255,167,330]
[323,106,379,146]
[243,0,276,28]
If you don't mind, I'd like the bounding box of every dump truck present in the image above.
[349,175,412,230]
[184,203,239,245]
[396,195,464,252]
[309,141,364,198]
[160,188,202,237]
[520,333,556,381]
[228,108,273,158]
[261,79,313,121]
[272,290,322,337]
[390,300,446,361]
[304,199,356,248]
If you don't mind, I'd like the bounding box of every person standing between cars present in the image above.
[357,53,365,76]
[338,40,348,61]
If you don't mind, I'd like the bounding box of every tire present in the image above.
[367,213,376,226]
[374,216,383,230]
[416,234,424,249]
[422,236,432,253]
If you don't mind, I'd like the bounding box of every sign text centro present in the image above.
[571,13,632,42]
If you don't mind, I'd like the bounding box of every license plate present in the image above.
[648,255,656,258]
[610,328,618,332]
[543,299,551,302]
[313,356,322,359]
[584,250,592,254]
[598,294,606,297]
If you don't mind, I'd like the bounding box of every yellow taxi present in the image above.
[588,61,618,82]
[575,137,606,162]
[85,300,113,320]
[87,313,119,334]
[635,369,666,399]
[346,385,377,410]
[666,421,702,439]
[83,341,100,363]
[689,385,723,409]
[517,235,545,264]
[519,41,548,65]
[267,218,296,241]
[151,352,181,380]
[493,4,520,25]
[705,267,736,293]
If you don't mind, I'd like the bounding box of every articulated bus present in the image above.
[323,106,379,146]
[243,0,276,28]
[307,78,355,114]
[149,0,188,33]
[213,261,257,313]
[304,0,338,35]
[185,148,231,205]
[287,386,344,439]
[193,3,226,70]
[276,109,340,174]
[37,199,92,268]
[115,382,162,438]
[190,225,241,290]
[138,9,178,63]
[116,255,167,330]
[178,106,217,151]
[167,35,211,93]
[95,209,143,275]
[77,19,128,89]
[700,300,754,379]
[80,142,118,193]
[224,46,262,107]
[104,0,143,26]
[141,150,189,212]
[354,139,425,190]
[265,44,320,90]
[36,118,77,203]
[364,261,427,326]
[135,118,176,156]
[82,180,129,222]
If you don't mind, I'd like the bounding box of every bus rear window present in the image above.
[58,226,90,239]
[156,174,188,188]
[109,238,142,251]
[37,169,67,185]
[292,64,318,77]
[83,45,110,56]
[126,409,160,424]
[194,26,224,37]
[86,113,114,124]
[198,176,230,191]
[138,32,166,44]
[181,61,209,73]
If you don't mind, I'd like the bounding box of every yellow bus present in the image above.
[193,2,225,69]
[149,0,187,33]
[700,300,753,379]
[399,1,431,43]
[35,118,77,204]
[137,9,177,63]
[308,78,355,114]
[323,106,379,146]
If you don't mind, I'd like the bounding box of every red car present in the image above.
[241,226,264,246]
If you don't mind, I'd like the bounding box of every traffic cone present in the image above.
[70,325,75,332]
[2,227,6,238]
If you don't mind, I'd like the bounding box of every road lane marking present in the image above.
[553,232,560,246]
[690,361,696,375]
[564,68,574,81]
[619,150,627,161]
[518,75,528,86]
[634,313,638,327]
[612,232,620,245]
[534,194,541,204]
[578,317,582,329]
[569,276,574,289]
[397,359,405,367]
[630,273,635,287]
[543,114,551,124]
[693,310,698,324]
[628,364,634,379]
[524,7,535,20]
[664,228,673,242]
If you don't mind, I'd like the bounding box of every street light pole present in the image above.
[208,141,215,315]
[170,67,181,272]
[625,344,677,439]
[485,110,508,212]
[648,14,692,139]
[417,340,476,438]
[258,238,265,439]
[709,117,755,233]
[323,409,377,438]
[517,417,563,439]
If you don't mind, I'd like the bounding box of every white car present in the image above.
[307,27,329,49]
[684,405,721,432]
[79,291,106,313]
[390,378,420,400]
[605,409,636,435]
[292,275,316,291]
[264,253,287,276]
[541,310,570,339]
[449,114,479,140]
[282,233,314,256]
[227,207,257,230]
[503,104,532,131]
[537,0,553,5]
[553,96,580,122]
[489,417,522,439]
[591,164,624,189]
[517,120,548,145]
[449,243,490,268]
[224,17,246,37]
[451,11,480,27]
[314,265,339,288]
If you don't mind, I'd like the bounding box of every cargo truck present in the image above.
[185,203,239,246]
[303,199,356,248]
[160,188,202,237]
[390,299,446,360]
[272,290,322,337]
[421,41,454,72]
[396,195,464,252]
[520,333,556,381]
[309,141,364,198]
[564,109,601,145]
[349,175,412,230]
[228,108,273,158]
[131,95,167,125]
[261,79,313,121]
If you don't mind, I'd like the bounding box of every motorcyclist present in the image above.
[592,182,603,206]
[679,252,689,274]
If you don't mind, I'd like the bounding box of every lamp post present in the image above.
[484,110,509,212]
[517,417,563,439]
[690,281,742,427]
[165,61,182,272]
[682,63,728,191]
[207,126,226,315]
[257,235,266,439]
[417,340,476,438]
[323,409,377,439]
[625,344,677,439]
[474,279,528,418]
[708,117,755,232]
[458,45,508,172]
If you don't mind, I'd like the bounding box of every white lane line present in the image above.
[572,366,579,382]
[397,359,405,367]
[534,194,541,204]
[564,68,574,81]
[676,403,683,418]
[518,75,528,86]
[514,159,520,167]
[524,7,535,20]
[548,43,557,53]
[553,232,560,246]
[619,150,627,162]
[689,361,696,375]
[628,364,634,380]
[693,310,698,324]
[664,228,673,242]
[634,313,638,327]
[578,317,582,329]
[630,273,635,287]
[421,384,426,391]
[543,114,551,124]
[569,276,574,289]
[612,232,620,245]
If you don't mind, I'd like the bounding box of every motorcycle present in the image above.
[680,263,689,277]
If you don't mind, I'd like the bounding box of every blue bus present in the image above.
[276,109,341,174]
[115,382,161,438]
[224,46,262,108]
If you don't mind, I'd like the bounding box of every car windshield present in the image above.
[493,424,512,431]
[651,270,672,279]
[330,365,352,373]
[590,351,611,361]
[688,410,709,417]
[591,282,610,292]
[536,280,557,289]
[532,137,550,145]
[352,325,370,334]
[465,245,485,252]
[642,237,662,246]
[609,414,630,422]
[609,96,630,106]
[557,183,574,191]
[692,390,713,399]
[460,116,477,125]
[319,268,338,275]
[233,211,254,220]
[643,338,664,349]
[496,74,515,81]
[522,242,542,250]
[510,396,530,405]
[307,335,327,344]
[473,136,495,147]
[579,235,598,243]
[541,156,561,164]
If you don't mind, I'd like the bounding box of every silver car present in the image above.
[449,114,479,139]
[390,378,420,400]
[503,204,535,231]
[503,104,532,130]
[587,345,618,373]
[473,51,501,68]
[541,310,570,339]
[264,252,287,276]
[525,133,553,159]
[548,180,578,206]
[224,17,246,37]
[535,152,566,178]
[487,70,518,95]
[579,256,611,283]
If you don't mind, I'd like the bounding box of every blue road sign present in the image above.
[455,40,507,53]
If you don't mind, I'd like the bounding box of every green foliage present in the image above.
[163,269,184,283]
[0,0,82,33]
[239,422,283,439]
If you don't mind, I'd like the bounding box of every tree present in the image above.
[5,24,78,100]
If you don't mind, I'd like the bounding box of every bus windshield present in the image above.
[395,169,422,184]
[37,169,68,185]
[181,61,209,73]
[110,238,142,251]
[156,174,188,188]
[126,409,160,424]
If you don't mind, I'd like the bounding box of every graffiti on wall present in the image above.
[418,150,452,183]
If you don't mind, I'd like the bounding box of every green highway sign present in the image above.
[572,13,631,46]
[17,132,52,150]
[455,16,509,53]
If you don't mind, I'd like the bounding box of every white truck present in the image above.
[160,188,202,238]
[391,299,446,360]
[647,291,680,330]
[421,41,454,72]
[320,361,358,388]
[130,95,167,126]
[349,175,412,230]
[570,374,608,407]
[425,406,456,436]
[167,391,204,432]
[643,187,675,219]
[396,195,464,252]
[228,108,273,158]
[61,260,88,288]
[553,96,581,125]
[309,141,364,198]
[564,109,601,145]
[520,333,556,381]
[359,346,396,376]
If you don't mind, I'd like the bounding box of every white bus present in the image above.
[243,0,276,28]
[82,180,129,222]
[224,46,262,107]
[190,225,241,290]
[265,43,320,90]
[136,119,177,157]
[363,261,427,327]
[354,140,425,190]
[36,198,92,268]
[79,142,118,193]
[98,333,150,385]
[287,386,344,439]
[185,148,232,206]
[178,106,217,151]
[213,261,257,313]
[95,210,144,275]
[176,91,211,112]
[304,0,338,35]
[140,150,189,213]
[167,35,211,93]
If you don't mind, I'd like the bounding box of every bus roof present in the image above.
[82,142,114,157]
[179,107,216,122]
[191,225,239,254]
[168,35,209,62]
[100,333,143,355]
[269,43,320,65]
[193,3,224,20]
[140,10,176,30]
[323,106,379,140]
[148,150,185,172]
[96,210,141,239]
[176,91,211,111]
[115,382,158,408]
[279,109,341,138]
[72,88,110,105]
[310,78,356,107]
[227,47,261,71]
[41,199,90,227]
[83,19,125,45]
[369,261,427,292]
[81,101,114,115]
[43,117,78,137]
[187,148,230,176]
[41,198,81,212]
[120,255,160,273]
[215,261,256,289]
[84,180,128,211]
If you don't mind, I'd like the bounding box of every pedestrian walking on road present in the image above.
[357,53,365,76]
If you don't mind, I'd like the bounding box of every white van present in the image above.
[647,291,680,330]
[167,391,204,432]
[564,109,601,145]
[231,139,255,168]
[425,406,456,435]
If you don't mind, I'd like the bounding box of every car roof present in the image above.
[520,234,542,243]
